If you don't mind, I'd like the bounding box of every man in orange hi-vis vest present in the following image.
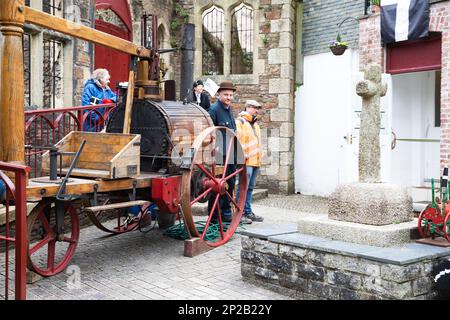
[236,100,264,222]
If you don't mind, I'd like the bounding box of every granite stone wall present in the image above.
[241,235,443,300]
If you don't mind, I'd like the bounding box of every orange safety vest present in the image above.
[236,112,262,167]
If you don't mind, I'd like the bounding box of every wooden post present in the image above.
[0,0,25,164]
[123,71,135,134]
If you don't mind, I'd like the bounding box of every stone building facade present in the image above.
[174,0,298,194]
[20,0,92,110]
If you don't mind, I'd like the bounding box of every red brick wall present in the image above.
[430,3,450,169]
[359,14,384,71]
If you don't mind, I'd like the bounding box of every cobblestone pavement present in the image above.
[11,195,327,300]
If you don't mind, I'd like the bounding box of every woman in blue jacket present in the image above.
[81,68,117,131]
[0,179,5,202]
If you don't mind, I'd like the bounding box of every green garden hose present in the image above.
[163,219,246,242]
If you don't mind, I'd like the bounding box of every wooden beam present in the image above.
[184,238,212,257]
[24,7,151,59]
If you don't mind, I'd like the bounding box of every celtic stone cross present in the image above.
[356,63,387,183]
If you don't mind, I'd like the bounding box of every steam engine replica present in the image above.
[0,5,248,278]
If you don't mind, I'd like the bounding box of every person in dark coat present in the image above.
[207,80,252,224]
[190,79,211,112]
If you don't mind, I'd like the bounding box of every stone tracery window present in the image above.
[231,3,253,74]
[201,3,254,76]
[96,9,128,32]
[202,6,225,75]
[43,0,63,18]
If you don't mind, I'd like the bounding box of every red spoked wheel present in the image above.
[418,204,441,238]
[27,198,80,276]
[85,195,146,234]
[181,126,247,247]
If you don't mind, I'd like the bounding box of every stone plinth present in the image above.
[329,182,413,226]
[297,214,418,247]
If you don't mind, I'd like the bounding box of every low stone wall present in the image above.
[240,229,450,300]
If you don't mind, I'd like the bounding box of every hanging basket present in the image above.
[329,44,347,56]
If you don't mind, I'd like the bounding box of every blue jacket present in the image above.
[208,100,236,131]
[81,79,117,131]
[0,180,5,202]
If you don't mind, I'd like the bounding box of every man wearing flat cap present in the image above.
[190,79,210,111]
[236,100,264,222]
[208,81,252,224]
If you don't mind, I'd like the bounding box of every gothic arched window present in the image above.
[200,2,255,76]
[202,6,225,75]
[231,3,253,74]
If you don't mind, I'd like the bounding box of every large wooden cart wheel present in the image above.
[418,204,441,238]
[85,195,146,234]
[27,198,80,276]
[181,126,247,247]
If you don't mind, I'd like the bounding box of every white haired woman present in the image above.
[81,68,117,131]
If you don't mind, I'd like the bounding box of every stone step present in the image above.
[296,214,419,247]
[252,188,269,201]
[191,189,269,216]
[413,201,428,213]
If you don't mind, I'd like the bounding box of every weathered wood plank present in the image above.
[59,167,111,178]
[84,200,150,212]
[26,173,159,200]
[42,132,140,178]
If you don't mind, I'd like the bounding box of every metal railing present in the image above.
[25,103,117,178]
[0,162,31,300]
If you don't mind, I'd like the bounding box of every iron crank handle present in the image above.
[56,139,86,201]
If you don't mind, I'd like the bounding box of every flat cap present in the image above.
[245,99,262,108]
